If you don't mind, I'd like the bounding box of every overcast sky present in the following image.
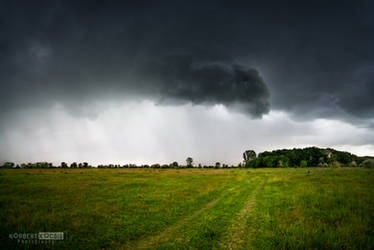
[1,0,374,165]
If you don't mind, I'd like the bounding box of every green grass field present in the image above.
[0,168,373,249]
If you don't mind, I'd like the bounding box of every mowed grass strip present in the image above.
[219,175,268,249]
[148,174,265,249]
[128,183,237,249]
[129,173,257,249]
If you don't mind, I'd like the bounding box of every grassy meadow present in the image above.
[0,168,373,249]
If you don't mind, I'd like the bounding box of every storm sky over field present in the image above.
[1,0,374,165]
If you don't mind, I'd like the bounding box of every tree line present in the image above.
[0,158,234,169]
[1,147,374,169]
[242,147,374,168]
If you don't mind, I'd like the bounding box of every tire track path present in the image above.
[220,177,266,249]
[122,182,245,249]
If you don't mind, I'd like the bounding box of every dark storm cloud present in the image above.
[230,0,374,122]
[0,0,272,119]
[0,0,373,123]
[140,54,270,117]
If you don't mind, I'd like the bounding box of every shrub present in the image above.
[360,159,374,168]
[300,160,307,168]
[348,161,358,167]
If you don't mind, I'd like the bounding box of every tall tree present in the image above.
[243,150,256,165]
[186,157,193,168]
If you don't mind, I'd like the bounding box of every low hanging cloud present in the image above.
[0,43,271,120]
[140,55,270,117]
